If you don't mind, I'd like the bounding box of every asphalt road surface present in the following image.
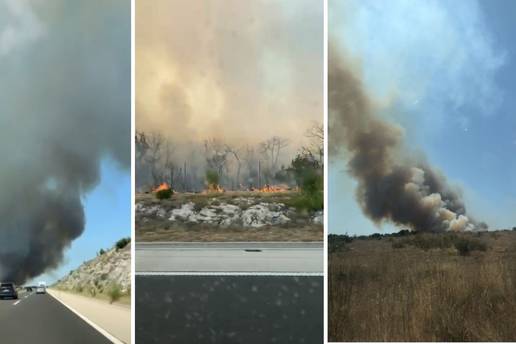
[136,241,323,273]
[136,275,323,344]
[136,242,323,343]
[0,291,112,344]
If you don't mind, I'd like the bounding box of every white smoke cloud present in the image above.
[0,0,45,57]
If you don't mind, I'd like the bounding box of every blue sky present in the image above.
[31,160,130,285]
[329,0,516,235]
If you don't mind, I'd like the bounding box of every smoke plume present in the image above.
[0,0,129,284]
[136,0,322,149]
[329,45,486,233]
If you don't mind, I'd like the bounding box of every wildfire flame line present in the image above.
[250,184,290,193]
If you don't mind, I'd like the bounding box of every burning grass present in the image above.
[137,189,300,207]
[329,230,516,341]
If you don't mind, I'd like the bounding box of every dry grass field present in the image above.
[329,230,516,342]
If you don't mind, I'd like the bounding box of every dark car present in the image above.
[0,282,18,300]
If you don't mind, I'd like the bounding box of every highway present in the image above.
[136,241,323,343]
[136,241,323,273]
[0,291,112,343]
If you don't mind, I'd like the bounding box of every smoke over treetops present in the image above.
[0,0,130,284]
[329,45,486,233]
[136,0,322,148]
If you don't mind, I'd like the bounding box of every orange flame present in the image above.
[251,184,290,193]
[153,182,171,193]
[203,183,225,193]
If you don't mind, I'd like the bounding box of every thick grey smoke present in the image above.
[329,46,485,233]
[0,0,129,284]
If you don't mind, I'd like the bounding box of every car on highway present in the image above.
[36,282,46,294]
[0,282,18,300]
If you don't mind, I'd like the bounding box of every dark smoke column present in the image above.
[0,0,130,284]
[329,44,484,233]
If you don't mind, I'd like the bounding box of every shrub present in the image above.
[402,233,459,251]
[454,237,487,256]
[329,234,353,243]
[288,190,323,212]
[370,233,383,240]
[115,237,131,250]
[392,241,405,249]
[108,284,122,304]
[286,153,323,211]
[98,248,105,256]
[329,234,354,253]
[155,188,173,199]
[205,170,220,187]
[396,229,412,237]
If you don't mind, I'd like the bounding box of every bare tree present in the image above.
[242,145,258,187]
[302,121,324,164]
[204,139,229,178]
[135,131,149,164]
[225,144,242,189]
[145,132,165,185]
[163,139,176,186]
[260,136,289,172]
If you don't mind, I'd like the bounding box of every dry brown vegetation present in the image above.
[329,230,516,342]
[137,225,322,242]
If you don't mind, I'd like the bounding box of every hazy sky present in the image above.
[330,0,516,235]
[136,0,323,149]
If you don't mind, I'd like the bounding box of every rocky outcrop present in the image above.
[136,196,323,229]
[53,242,130,294]
[313,210,324,225]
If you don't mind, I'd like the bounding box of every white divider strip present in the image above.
[136,271,323,277]
[48,290,125,344]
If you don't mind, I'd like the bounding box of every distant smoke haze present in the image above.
[329,45,486,233]
[136,0,323,150]
[0,0,129,284]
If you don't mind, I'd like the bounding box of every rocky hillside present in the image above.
[53,240,131,298]
[136,192,323,229]
[136,191,323,242]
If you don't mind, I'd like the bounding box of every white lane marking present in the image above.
[47,291,124,344]
[137,247,323,251]
[137,271,323,277]
[13,300,21,306]
[137,241,323,245]
[135,242,324,251]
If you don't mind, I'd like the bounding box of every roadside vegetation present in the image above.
[115,237,131,250]
[136,190,323,242]
[329,229,516,341]
[155,188,173,199]
[52,238,131,305]
[108,284,122,304]
[286,154,323,212]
